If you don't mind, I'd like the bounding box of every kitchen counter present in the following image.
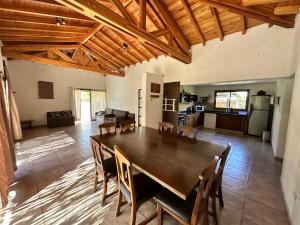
[205,110,248,116]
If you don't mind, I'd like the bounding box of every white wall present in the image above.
[141,72,163,128]
[271,78,294,158]
[281,15,300,225]
[8,60,105,126]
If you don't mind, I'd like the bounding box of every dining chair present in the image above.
[209,143,231,225]
[99,122,117,136]
[158,122,174,133]
[119,120,136,133]
[114,145,162,225]
[179,126,199,139]
[155,156,219,225]
[90,138,118,206]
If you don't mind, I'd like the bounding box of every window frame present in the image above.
[214,89,250,111]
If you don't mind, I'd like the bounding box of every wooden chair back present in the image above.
[120,120,136,133]
[90,138,105,174]
[181,126,198,139]
[215,143,231,187]
[99,122,117,136]
[191,156,219,225]
[114,145,136,203]
[158,122,174,133]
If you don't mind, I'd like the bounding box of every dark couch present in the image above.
[97,108,135,126]
[47,110,75,128]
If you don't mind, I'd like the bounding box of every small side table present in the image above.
[21,120,33,129]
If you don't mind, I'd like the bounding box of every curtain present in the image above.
[4,62,22,141]
[91,90,106,120]
[71,88,81,121]
[0,72,16,208]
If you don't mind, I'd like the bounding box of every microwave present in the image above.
[195,105,205,112]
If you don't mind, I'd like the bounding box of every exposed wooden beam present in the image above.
[0,2,92,22]
[81,24,104,44]
[54,0,191,63]
[0,29,84,38]
[180,0,206,45]
[274,5,300,15]
[242,0,288,6]
[240,16,247,35]
[268,23,273,28]
[150,0,190,53]
[52,49,77,63]
[2,50,124,76]
[210,7,224,41]
[195,0,294,28]
[0,36,82,42]
[2,44,80,52]
[110,0,135,23]
[150,29,170,37]
[139,0,147,29]
[48,49,54,59]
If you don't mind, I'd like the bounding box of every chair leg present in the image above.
[157,204,163,225]
[94,170,99,192]
[203,201,209,225]
[102,177,107,206]
[115,189,123,217]
[211,194,219,225]
[130,204,137,225]
[218,186,224,208]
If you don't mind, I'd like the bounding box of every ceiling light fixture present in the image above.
[56,17,66,26]
[122,43,129,51]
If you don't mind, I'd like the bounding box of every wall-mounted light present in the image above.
[56,17,66,26]
[122,43,129,51]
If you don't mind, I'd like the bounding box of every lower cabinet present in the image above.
[216,114,247,132]
[185,114,200,127]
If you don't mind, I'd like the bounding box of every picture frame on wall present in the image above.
[151,83,160,93]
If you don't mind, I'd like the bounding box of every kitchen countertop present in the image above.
[203,110,248,116]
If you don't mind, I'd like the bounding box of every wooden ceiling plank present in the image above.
[81,24,104,44]
[139,0,147,29]
[242,0,289,6]
[150,0,190,53]
[196,0,294,28]
[0,2,92,22]
[0,36,82,42]
[2,44,80,52]
[0,29,84,38]
[109,0,135,23]
[274,5,300,15]
[52,48,77,63]
[2,50,124,76]
[210,7,224,41]
[180,0,206,45]
[240,16,247,34]
[54,0,191,63]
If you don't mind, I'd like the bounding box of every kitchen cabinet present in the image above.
[216,114,247,132]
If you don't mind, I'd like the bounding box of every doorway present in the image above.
[80,90,91,121]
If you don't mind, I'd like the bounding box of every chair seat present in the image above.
[102,157,117,177]
[120,173,162,206]
[154,189,197,223]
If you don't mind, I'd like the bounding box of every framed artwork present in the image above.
[151,83,161,93]
[38,81,54,99]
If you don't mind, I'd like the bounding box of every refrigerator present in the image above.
[248,95,271,136]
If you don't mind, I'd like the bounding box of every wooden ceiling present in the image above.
[0,0,299,76]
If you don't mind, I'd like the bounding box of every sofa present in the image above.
[47,110,75,128]
[96,108,135,126]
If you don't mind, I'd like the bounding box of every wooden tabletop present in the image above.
[90,127,224,200]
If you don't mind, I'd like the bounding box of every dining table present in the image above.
[90,126,224,200]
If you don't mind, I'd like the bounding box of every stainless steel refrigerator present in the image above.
[248,95,270,136]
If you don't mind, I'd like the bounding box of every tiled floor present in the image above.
[0,122,290,225]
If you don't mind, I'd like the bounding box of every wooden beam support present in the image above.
[150,0,190,53]
[81,24,104,44]
[150,29,170,37]
[0,29,84,38]
[110,0,135,23]
[52,49,77,63]
[242,0,288,7]
[139,0,147,29]
[210,7,224,41]
[180,0,206,45]
[54,0,191,63]
[274,5,300,15]
[240,16,247,35]
[0,36,82,42]
[2,44,80,52]
[2,50,124,76]
[195,0,294,28]
[0,2,92,22]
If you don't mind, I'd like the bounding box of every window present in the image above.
[214,90,249,110]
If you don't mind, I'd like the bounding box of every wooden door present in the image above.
[163,82,180,132]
